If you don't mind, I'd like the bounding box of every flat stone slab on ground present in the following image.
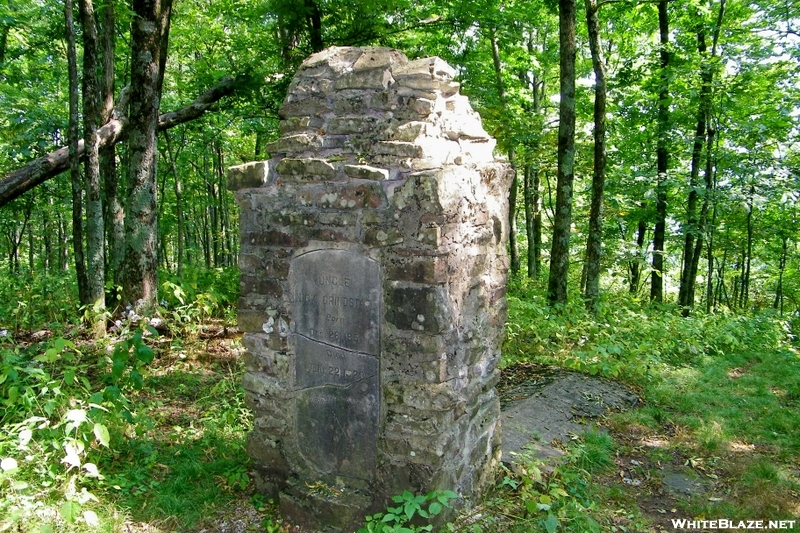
[500,371,639,469]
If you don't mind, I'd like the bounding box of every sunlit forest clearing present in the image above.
[2,0,800,530]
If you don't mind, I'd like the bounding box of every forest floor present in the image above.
[5,325,797,532]
[115,335,799,533]
[494,363,799,533]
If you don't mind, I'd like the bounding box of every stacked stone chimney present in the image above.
[228,46,512,532]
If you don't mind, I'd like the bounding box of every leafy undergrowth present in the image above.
[504,277,787,380]
[0,322,268,532]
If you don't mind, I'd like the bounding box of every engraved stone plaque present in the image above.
[290,250,381,480]
[291,250,381,354]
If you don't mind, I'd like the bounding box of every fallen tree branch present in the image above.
[0,76,238,207]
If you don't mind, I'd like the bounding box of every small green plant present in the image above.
[261,515,283,533]
[359,490,458,533]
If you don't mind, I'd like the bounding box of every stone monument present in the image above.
[227,46,512,532]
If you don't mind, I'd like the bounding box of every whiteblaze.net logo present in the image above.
[671,519,796,530]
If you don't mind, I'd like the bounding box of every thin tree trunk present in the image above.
[305,0,324,52]
[81,0,106,334]
[524,36,544,280]
[524,164,542,278]
[583,0,608,311]
[651,0,670,303]
[630,214,647,293]
[507,158,520,274]
[121,0,172,311]
[213,143,224,267]
[678,50,708,310]
[774,236,787,314]
[57,210,67,270]
[203,203,211,269]
[716,252,727,309]
[489,28,520,275]
[547,0,577,305]
[705,190,718,312]
[99,0,123,293]
[65,0,89,305]
[43,203,52,272]
[0,22,8,66]
[164,131,184,279]
[689,126,716,311]
[156,159,168,270]
[27,218,34,273]
[742,186,754,309]
[678,0,725,313]
[9,228,18,273]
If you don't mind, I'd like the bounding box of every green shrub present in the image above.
[0,273,78,333]
[0,329,155,529]
[503,279,789,380]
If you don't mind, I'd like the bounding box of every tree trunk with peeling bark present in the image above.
[121,0,173,311]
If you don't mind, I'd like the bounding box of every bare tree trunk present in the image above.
[42,203,52,272]
[705,208,716,311]
[630,215,647,293]
[523,36,544,280]
[489,28,520,275]
[742,186,754,309]
[524,164,542,278]
[57,210,68,270]
[65,0,89,305]
[121,0,172,311]
[689,126,716,311]
[164,131,184,278]
[547,0,577,305]
[99,0,124,295]
[583,0,608,311]
[81,0,106,334]
[27,217,34,273]
[705,159,719,312]
[774,236,787,314]
[651,0,670,303]
[305,0,324,52]
[678,0,725,314]
[716,250,728,309]
[0,21,8,66]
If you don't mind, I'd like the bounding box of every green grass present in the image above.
[95,354,255,531]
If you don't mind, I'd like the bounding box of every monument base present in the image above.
[280,480,376,533]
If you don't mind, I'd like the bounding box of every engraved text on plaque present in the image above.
[290,250,381,480]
